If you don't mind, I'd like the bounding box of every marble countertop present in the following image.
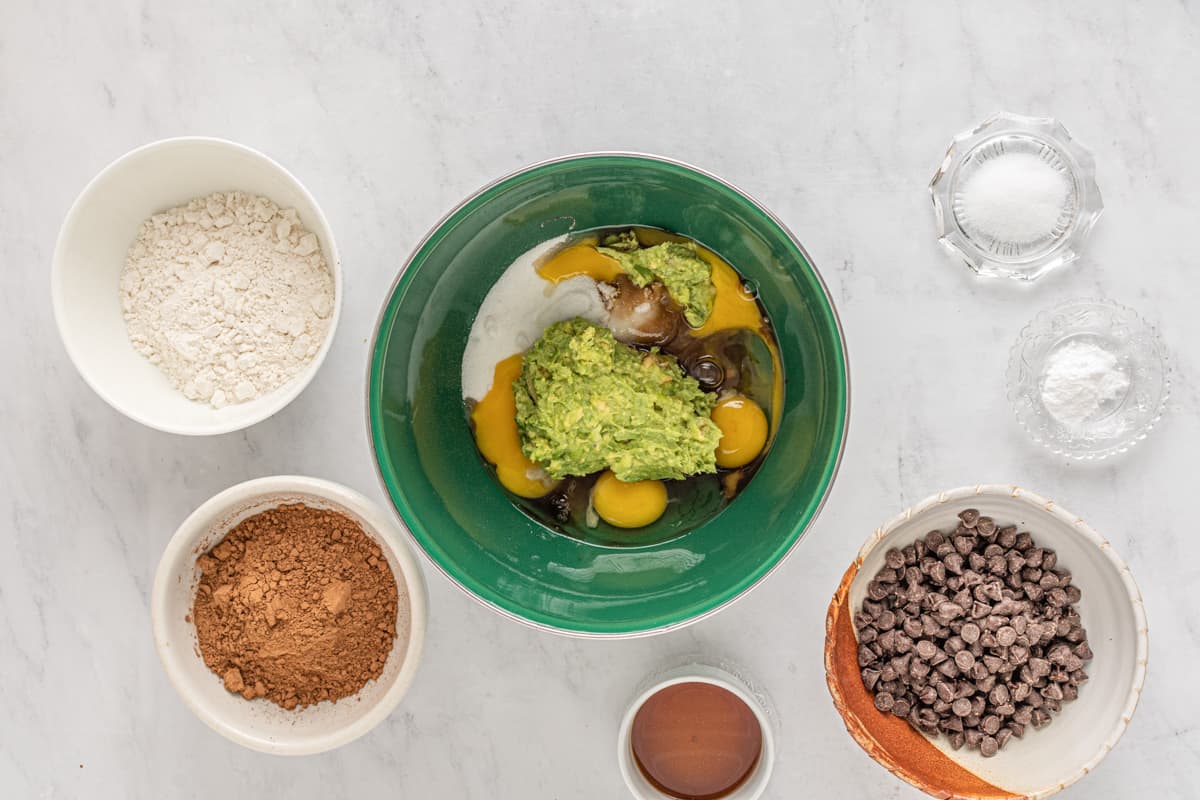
[4,1,1198,797]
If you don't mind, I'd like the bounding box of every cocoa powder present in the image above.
[191,503,402,710]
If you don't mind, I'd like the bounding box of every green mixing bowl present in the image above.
[368,153,848,637]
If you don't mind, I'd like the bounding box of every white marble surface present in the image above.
[3,1,1198,797]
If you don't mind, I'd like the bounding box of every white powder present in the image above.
[120,192,335,408]
[957,152,1072,245]
[1040,340,1130,427]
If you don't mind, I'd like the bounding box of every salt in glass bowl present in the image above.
[930,112,1103,281]
[1007,299,1169,460]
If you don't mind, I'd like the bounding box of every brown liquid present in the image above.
[630,682,763,800]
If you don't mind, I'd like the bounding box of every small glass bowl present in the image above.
[930,112,1103,281]
[1007,299,1169,460]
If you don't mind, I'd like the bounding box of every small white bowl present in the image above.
[52,137,342,435]
[151,476,427,755]
[825,485,1147,799]
[617,662,777,800]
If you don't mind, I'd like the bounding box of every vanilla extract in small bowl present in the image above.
[618,665,776,800]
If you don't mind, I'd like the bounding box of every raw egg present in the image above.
[471,354,556,498]
[592,471,668,528]
[537,241,622,284]
[711,396,768,468]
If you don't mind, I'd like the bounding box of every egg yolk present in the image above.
[471,354,556,498]
[693,250,765,337]
[537,242,623,284]
[592,471,668,528]
[711,396,768,468]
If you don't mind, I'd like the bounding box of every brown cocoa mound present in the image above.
[191,503,401,710]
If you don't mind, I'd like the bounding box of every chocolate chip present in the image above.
[937,660,960,679]
[997,526,1018,549]
[854,515,1091,757]
[958,509,980,528]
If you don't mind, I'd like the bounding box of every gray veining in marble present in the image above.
[3,1,1199,797]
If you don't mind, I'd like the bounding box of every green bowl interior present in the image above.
[369,155,847,635]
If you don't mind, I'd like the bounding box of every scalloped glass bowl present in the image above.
[930,113,1103,281]
[1007,299,1169,460]
[368,153,849,637]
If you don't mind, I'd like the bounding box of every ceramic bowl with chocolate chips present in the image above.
[824,485,1147,800]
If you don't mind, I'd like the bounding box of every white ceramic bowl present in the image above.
[617,662,777,800]
[52,137,342,435]
[151,476,427,755]
[825,485,1147,799]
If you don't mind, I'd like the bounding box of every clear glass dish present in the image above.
[930,112,1103,281]
[1007,299,1169,460]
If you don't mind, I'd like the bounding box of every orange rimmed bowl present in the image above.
[824,485,1147,799]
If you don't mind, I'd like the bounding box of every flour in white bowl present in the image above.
[119,191,335,408]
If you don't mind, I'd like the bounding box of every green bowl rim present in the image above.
[366,151,851,638]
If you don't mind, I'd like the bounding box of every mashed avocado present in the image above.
[514,318,720,481]
[598,233,716,327]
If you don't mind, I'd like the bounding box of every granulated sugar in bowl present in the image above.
[152,476,427,755]
[930,112,1103,282]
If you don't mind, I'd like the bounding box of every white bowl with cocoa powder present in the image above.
[151,476,427,755]
[52,137,342,435]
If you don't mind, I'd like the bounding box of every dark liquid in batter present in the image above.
[630,681,763,800]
